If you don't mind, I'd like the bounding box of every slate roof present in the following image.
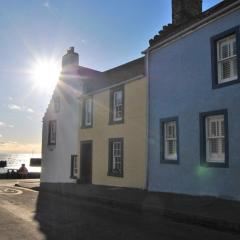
[149,0,239,48]
[68,57,145,94]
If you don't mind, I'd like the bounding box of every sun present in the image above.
[31,59,60,93]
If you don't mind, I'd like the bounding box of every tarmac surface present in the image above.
[0,179,239,240]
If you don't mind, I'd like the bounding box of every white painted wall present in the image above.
[41,79,82,183]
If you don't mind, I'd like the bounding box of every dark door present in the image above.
[80,141,92,184]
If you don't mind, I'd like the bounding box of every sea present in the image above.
[0,153,41,174]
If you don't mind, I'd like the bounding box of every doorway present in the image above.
[80,141,92,184]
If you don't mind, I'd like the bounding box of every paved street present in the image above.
[0,180,239,240]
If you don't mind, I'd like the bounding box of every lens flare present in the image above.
[31,59,60,93]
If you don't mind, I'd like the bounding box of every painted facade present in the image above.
[146,1,240,200]
[41,48,83,183]
[41,48,147,189]
[78,76,147,189]
[41,0,240,200]
[41,47,101,183]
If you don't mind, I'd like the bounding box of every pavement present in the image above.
[13,179,240,233]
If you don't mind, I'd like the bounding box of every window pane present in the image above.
[168,140,176,155]
[221,60,231,79]
[233,58,238,77]
[221,138,225,154]
[209,138,218,154]
[221,120,224,137]
[233,40,236,56]
[206,115,225,163]
[221,44,230,59]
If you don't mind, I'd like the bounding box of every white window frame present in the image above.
[164,121,177,161]
[205,115,225,163]
[113,90,123,122]
[84,98,92,127]
[48,120,56,145]
[109,138,123,177]
[217,34,237,83]
[72,155,78,177]
[112,141,122,172]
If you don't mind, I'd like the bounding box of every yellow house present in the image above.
[75,58,147,189]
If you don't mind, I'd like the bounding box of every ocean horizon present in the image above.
[0,153,41,174]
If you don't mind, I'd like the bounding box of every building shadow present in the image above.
[34,184,162,240]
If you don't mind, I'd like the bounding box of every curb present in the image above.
[14,184,39,192]
[143,205,240,233]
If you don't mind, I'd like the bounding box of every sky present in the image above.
[0,0,222,154]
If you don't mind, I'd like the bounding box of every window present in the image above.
[53,96,60,113]
[48,120,56,145]
[109,86,124,124]
[217,35,237,83]
[70,155,78,179]
[200,110,228,167]
[211,26,240,88]
[82,97,93,128]
[113,91,123,121]
[108,138,123,177]
[160,117,179,164]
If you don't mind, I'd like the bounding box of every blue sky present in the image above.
[0,0,221,153]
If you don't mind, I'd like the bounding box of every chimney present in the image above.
[172,0,202,25]
[62,47,79,70]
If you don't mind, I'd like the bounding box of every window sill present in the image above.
[160,159,179,164]
[213,78,240,89]
[108,119,124,125]
[70,176,77,180]
[201,161,228,168]
[81,124,93,129]
[107,172,123,178]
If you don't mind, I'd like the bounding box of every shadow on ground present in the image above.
[34,186,240,240]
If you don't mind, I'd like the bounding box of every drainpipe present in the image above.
[144,50,150,191]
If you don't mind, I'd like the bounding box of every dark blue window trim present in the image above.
[211,26,240,89]
[160,117,179,164]
[199,109,229,168]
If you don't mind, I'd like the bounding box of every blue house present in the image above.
[145,0,240,200]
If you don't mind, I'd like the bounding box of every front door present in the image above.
[80,141,92,184]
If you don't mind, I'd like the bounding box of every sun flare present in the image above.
[31,59,60,93]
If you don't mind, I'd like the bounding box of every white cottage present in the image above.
[41,47,101,183]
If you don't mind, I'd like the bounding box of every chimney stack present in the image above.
[172,0,202,25]
[62,47,79,70]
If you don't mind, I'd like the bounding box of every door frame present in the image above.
[80,140,93,184]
